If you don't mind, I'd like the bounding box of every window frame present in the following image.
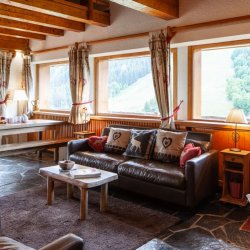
[94,49,177,118]
[36,60,70,113]
[188,39,250,121]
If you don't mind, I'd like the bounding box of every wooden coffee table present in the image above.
[39,165,118,220]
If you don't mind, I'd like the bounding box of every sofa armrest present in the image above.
[67,139,90,157]
[39,233,84,250]
[185,150,218,207]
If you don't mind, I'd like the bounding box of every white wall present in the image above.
[31,0,250,56]
[29,0,250,119]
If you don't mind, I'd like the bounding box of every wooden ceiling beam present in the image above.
[0,35,29,51]
[0,0,110,26]
[94,0,110,8]
[0,3,85,32]
[110,0,179,20]
[0,27,46,40]
[0,18,64,36]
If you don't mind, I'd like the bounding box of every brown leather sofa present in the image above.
[0,234,84,250]
[68,125,218,208]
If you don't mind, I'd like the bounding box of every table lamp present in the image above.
[80,106,90,132]
[226,108,248,152]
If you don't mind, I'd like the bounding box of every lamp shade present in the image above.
[13,89,28,101]
[226,109,248,124]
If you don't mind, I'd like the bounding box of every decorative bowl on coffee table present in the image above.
[58,160,75,171]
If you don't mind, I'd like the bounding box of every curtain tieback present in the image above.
[161,100,184,121]
[0,82,7,88]
[72,100,93,106]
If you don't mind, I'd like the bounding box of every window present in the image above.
[96,51,176,117]
[191,42,250,120]
[38,62,71,111]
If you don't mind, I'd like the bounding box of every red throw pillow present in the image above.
[180,143,202,168]
[88,136,108,152]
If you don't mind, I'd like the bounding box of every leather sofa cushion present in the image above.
[118,159,186,189]
[0,237,34,250]
[69,151,128,172]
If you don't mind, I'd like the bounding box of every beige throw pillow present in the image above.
[104,128,131,154]
[153,130,187,162]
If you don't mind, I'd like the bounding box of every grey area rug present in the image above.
[0,185,179,250]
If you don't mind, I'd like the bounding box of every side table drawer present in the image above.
[224,154,244,164]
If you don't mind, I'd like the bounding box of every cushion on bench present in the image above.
[117,159,186,189]
[69,151,128,172]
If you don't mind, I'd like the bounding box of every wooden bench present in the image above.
[0,138,75,161]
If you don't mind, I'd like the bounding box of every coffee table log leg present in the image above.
[47,177,54,205]
[67,184,74,199]
[80,188,88,220]
[100,183,108,212]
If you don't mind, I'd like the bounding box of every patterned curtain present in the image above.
[68,43,91,124]
[0,51,14,117]
[21,52,33,115]
[149,29,174,129]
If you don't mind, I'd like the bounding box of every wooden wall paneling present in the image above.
[33,113,249,184]
[240,131,245,149]
[245,132,250,150]
[192,128,250,183]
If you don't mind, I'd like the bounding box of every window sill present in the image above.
[33,111,70,117]
[33,111,161,123]
[176,120,250,131]
[91,115,161,123]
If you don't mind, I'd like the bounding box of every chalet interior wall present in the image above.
[30,0,250,54]
[32,113,160,139]
[33,112,250,183]
[30,0,250,120]
[27,0,250,184]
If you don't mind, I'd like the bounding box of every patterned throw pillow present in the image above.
[153,130,187,162]
[88,136,108,152]
[180,143,202,167]
[104,128,131,154]
[123,129,156,159]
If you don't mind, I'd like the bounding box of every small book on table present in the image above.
[70,168,101,179]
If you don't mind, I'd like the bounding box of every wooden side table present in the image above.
[73,131,96,139]
[220,149,250,206]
